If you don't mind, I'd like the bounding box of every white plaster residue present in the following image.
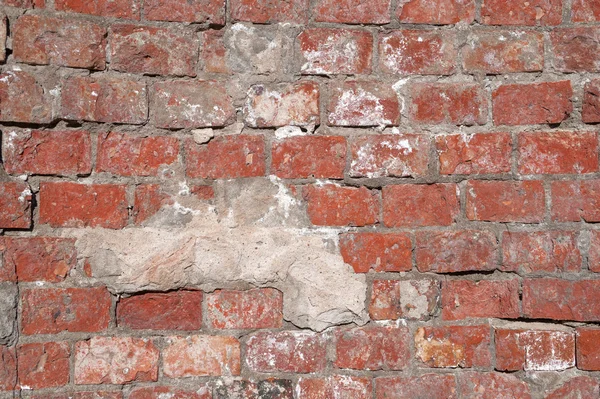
[178,181,191,196]
[275,125,304,139]
[18,187,32,203]
[523,331,575,371]
[329,87,392,126]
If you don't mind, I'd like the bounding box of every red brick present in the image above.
[214,379,292,399]
[39,182,128,229]
[246,331,327,373]
[576,328,600,370]
[436,132,512,175]
[75,337,159,384]
[462,30,544,74]
[495,329,575,371]
[3,129,92,176]
[466,180,545,223]
[13,15,105,69]
[523,278,600,321]
[110,25,197,77]
[370,279,438,320]
[201,30,229,74]
[96,132,179,177]
[0,181,32,229]
[416,230,498,273]
[545,376,600,399]
[519,131,598,174]
[379,30,456,75]
[61,76,147,124]
[551,180,600,222]
[303,184,379,227]
[151,81,234,129]
[583,79,600,123]
[492,81,572,126]
[206,288,282,329]
[480,0,562,25]
[117,291,202,330]
[133,184,173,225]
[297,376,372,399]
[350,134,429,178]
[0,70,53,123]
[314,0,391,23]
[328,81,399,127]
[244,81,320,128]
[144,0,224,23]
[442,279,520,320]
[415,325,491,368]
[5,237,76,282]
[340,232,412,273]
[1,0,44,7]
[458,372,531,399]
[55,0,140,19]
[272,136,346,179]
[129,387,211,399]
[334,326,410,371]
[21,287,111,335]
[0,240,16,282]
[397,0,475,24]
[299,28,372,75]
[588,230,600,272]
[502,231,581,273]
[231,0,307,23]
[383,184,459,227]
[0,346,16,391]
[30,393,123,399]
[0,16,5,62]
[550,28,600,72]
[186,135,265,179]
[410,83,487,125]
[163,335,240,377]
[376,374,458,399]
[573,0,600,22]
[17,342,70,389]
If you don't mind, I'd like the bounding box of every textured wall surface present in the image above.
[1,0,600,397]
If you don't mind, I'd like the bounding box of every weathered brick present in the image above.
[206,288,283,329]
[335,326,410,371]
[0,240,16,282]
[246,331,327,373]
[303,185,379,226]
[231,0,307,23]
[340,232,412,273]
[458,372,531,399]
[117,291,202,330]
[416,325,491,368]
[133,184,173,225]
[21,287,111,335]
[410,83,487,125]
[297,376,372,399]
[0,70,53,123]
[416,230,498,273]
[214,379,293,399]
[75,337,159,384]
[30,393,123,399]
[544,376,600,399]
[376,374,458,399]
[466,180,545,223]
[186,135,265,179]
[502,231,581,273]
[39,182,128,229]
[163,336,241,378]
[397,0,475,24]
[576,328,600,370]
[144,0,225,23]
[369,279,438,320]
[350,134,429,178]
[328,81,400,127]
[492,81,572,126]
[17,342,70,389]
[272,136,345,179]
[1,0,44,8]
[61,76,147,124]
[201,30,229,74]
[436,132,512,175]
[379,30,456,75]
[551,180,600,222]
[55,0,140,19]
[0,15,6,62]
[151,80,234,129]
[0,346,16,391]
[573,0,600,22]
[110,25,197,76]
[588,230,600,272]
[299,28,372,75]
[13,15,106,69]
[129,387,211,399]
[480,0,562,25]
[383,184,459,227]
[244,81,320,128]
[550,28,600,72]
[442,279,520,320]
[96,132,179,177]
[462,30,544,74]
[2,129,92,176]
[314,0,391,23]
[5,237,76,282]
[523,278,600,321]
[0,181,32,229]
[518,131,598,174]
[583,79,600,123]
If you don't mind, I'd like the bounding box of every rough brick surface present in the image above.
[410,83,487,125]
[297,376,371,398]
[328,81,400,126]
[458,372,531,399]
[550,28,600,72]
[436,132,512,175]
[55,0,140,19]
[376,374,458,399]
[573,0,600,22]
[480,0,562,25]
[17,342,70,389]
[583,79,600,123]
[144,0,225,23]
[0,70,53,124]
[340,232,412,273]
[231,0,307,23]
[163,335,240,377]
[523,279,600,321]
[206,288,283,329]
[272,136,345,179]
[5,237,76,282]
[551,180,600,222]
[415,325,491,368]
[442,279,520,320]
[0,181,32,229]
[383,184,459,227]
[544,376,600,399]
[369,279,438,320]
[0,346,16,391]
[314,0,391,24]
[303,184,379,226]
[576,328,600,370]
[397,0,475,24]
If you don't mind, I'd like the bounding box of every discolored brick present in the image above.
[410,83,487,125]
[442,279,520,320]
[0,181,32,229]
[369,279,438,320]
[415,325,491,368]
[340,232,412,273]
[328,81,400,127]
[206,288,283,329]
[144,0,225,23]
[436,132,512,175]
[17,342,70,389]
[383,184,459,227]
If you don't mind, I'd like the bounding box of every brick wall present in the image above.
[1,0,600,397]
